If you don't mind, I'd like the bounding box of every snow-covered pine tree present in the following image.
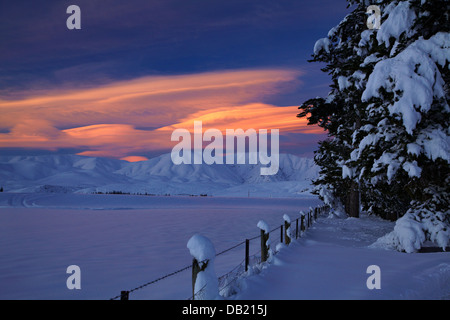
[298,1,373,218]
[299,0,449,251]
[356,0,450,252]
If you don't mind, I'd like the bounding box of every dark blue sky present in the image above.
[1,0,349,99]
[0,0,351,159]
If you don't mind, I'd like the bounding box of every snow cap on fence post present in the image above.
[257,220,270,234]
[187,234,219,300]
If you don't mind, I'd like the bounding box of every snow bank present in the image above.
[394,214,426,253]
[373,207,450,253]
[372,216,424,253]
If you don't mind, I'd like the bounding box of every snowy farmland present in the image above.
[1,192,449,300]
[0,193,321,300]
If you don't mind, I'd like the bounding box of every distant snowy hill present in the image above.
[0,153,319,197]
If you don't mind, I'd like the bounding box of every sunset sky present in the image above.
[0,0,350,161]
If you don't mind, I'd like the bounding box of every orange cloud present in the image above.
[0,69,300,129]
[0,68,323,159]
[158,103,322,135]
[121,156,149,162]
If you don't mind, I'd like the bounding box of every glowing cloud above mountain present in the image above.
[0,68,324,159]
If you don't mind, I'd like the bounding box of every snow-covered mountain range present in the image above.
[0,153,319,197]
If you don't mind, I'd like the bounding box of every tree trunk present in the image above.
[346,181,360,218]
[346,116,361,218]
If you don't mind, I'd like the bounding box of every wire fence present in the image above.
[110,204,329,300]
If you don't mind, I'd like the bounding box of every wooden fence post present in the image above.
[280,224,283,243]
[191,258,211,300]
[301,215,305,232]
[261,229,269,262]
[257,221,270,263]
[192,258,200,300]
[306,212,309,228]
[245,239,250,272]
[187,234,218,300]
[120,290,129,300]
[284,220,291,245]
[296,218,299,239]
[283,214,291,245]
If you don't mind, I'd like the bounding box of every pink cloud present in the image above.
[0,68,323,159]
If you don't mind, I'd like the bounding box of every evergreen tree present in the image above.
[298,1,372,217]
[299,0,449,251]
[356,0,449,250]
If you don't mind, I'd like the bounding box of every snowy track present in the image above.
[233,215,450,300]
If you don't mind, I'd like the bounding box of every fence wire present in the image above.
[110,205,329,300]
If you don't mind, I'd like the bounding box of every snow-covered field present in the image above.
[0,192,448,300]
[0,192,321,300]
